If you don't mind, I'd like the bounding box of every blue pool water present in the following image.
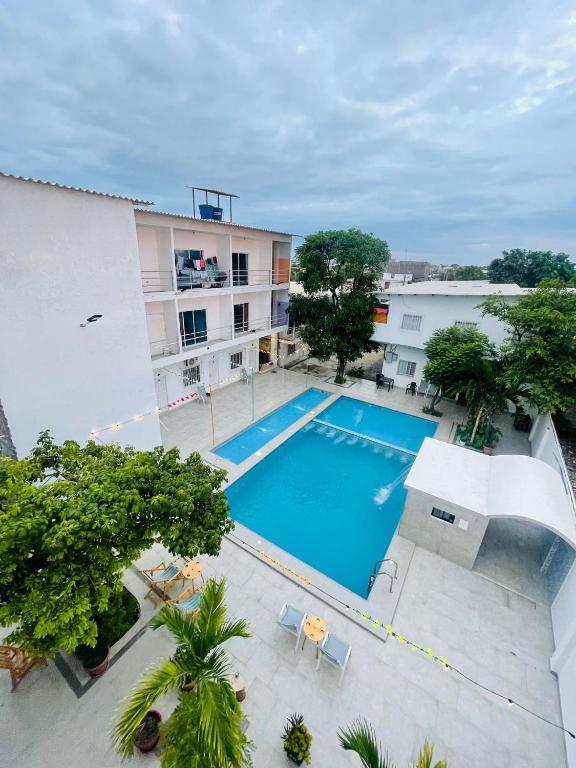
[226,397,437,596]
[214,388,331,464]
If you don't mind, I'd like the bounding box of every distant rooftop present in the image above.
[382,280,526,296]
[0,171,154,205]
[134,207,293,237]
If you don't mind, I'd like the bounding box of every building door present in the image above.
[232,253,248,286]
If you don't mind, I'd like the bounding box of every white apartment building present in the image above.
[372,281,526,385]
[0,173,292,457]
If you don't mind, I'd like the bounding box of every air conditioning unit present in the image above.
[184,358,197,367]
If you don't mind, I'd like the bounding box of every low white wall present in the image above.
[551,560,576,768]
[530,414,576,504]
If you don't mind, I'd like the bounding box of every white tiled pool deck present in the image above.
[1,369,565,768]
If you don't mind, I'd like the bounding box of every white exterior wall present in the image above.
[551,561,576,768]
[0,177,161,456]
[373,292,519,382]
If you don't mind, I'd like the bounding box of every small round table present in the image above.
[227,673,246,702]
[302,616,327,657]
[181,560,204,592]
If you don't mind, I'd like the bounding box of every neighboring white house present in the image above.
[0,173,293,456]
[372,281,526,385]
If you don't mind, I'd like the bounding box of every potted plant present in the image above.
[282,713,312,765]
[75,638,110,677]
[481,422,502,455]
[134,710,162,753]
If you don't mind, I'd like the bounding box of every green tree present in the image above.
[289,229,390,383]
[113,578,251,767]
[482,279,576,413]
[488,249,575,287]
[0,433,232,657]
[338,719,447,767]
[454,265,486,280]
[423,326,496,412]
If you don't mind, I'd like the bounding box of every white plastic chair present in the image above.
[196,384,208,404]
[278,603,306,653]
[316,632,351,686]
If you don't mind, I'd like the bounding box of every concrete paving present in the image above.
[0,368,564,768]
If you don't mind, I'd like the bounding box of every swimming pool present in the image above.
[226,397,437,596]
[214,388,331,464]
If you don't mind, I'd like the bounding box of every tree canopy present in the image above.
[482,279,576,414]
[487,248,575,287]
[444,265,486,281]
[289,229,390,382]
[423,326,497,408]
[0,433,232,656]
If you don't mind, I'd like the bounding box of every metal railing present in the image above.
[179,314,288,350]
[150,338,180,358]
[141,270,174,293]
[367,558,398,595]
[175,269,274,292]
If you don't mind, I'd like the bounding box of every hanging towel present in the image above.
[193,259,201,270]
[176,253,185,272]
[199,259,206,269]
[213,255,218,264]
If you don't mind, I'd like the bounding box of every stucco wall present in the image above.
[551,559,576,768]
[372,293,515,350]
[399,488,489,569]
[0,177,161,455]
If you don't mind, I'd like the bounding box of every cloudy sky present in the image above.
[1,0,575,264]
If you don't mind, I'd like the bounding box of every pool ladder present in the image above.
[367,559,398,595]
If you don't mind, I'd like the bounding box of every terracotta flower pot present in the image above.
[84,649,110,677]
[483,446,494,456]
[135,710,162,753]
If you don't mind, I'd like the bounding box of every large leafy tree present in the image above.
[339,719,447,767]
[113,578,251,767]
[289,229,390,383]
[444,265,486,281]
[482,279,576,413]
[488,248,575,287]
[0,433,232,657]
[423,326,497,412]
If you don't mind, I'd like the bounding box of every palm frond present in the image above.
[414,741,447,768]
[338,719,395,768]
[151,604,199,645]
[112,658,191,758]
[211,617,251,647]
[195,677,247,768]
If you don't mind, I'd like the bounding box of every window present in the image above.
[230,351,243,369]
[374,303,389,324]
[397,360,416,377]
[179,309,207,347]
[401,314,422,331]
[183,364,201,387]
[232,253,249,286]
[431,507,455,525]
[454,321,478,330]
[234,302,249,333]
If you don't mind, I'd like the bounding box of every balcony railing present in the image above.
[175,269,273,292]
[180,314,288,350]
[150,338,180,359]
[141,270,174,293]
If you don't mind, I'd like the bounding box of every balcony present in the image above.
[176,269,272,292]
[150,337,180,360]
[141,270,174,293]
[179,314,287,350]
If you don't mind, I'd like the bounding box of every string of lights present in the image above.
[227,531,575,740]
[88,341,308,438]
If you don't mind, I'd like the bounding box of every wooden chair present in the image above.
[0,645,44,691]
[139,560,187,599]
[166,585,204,614]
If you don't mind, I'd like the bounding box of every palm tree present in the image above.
[112,578,251,767]
[339,719,447,768]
